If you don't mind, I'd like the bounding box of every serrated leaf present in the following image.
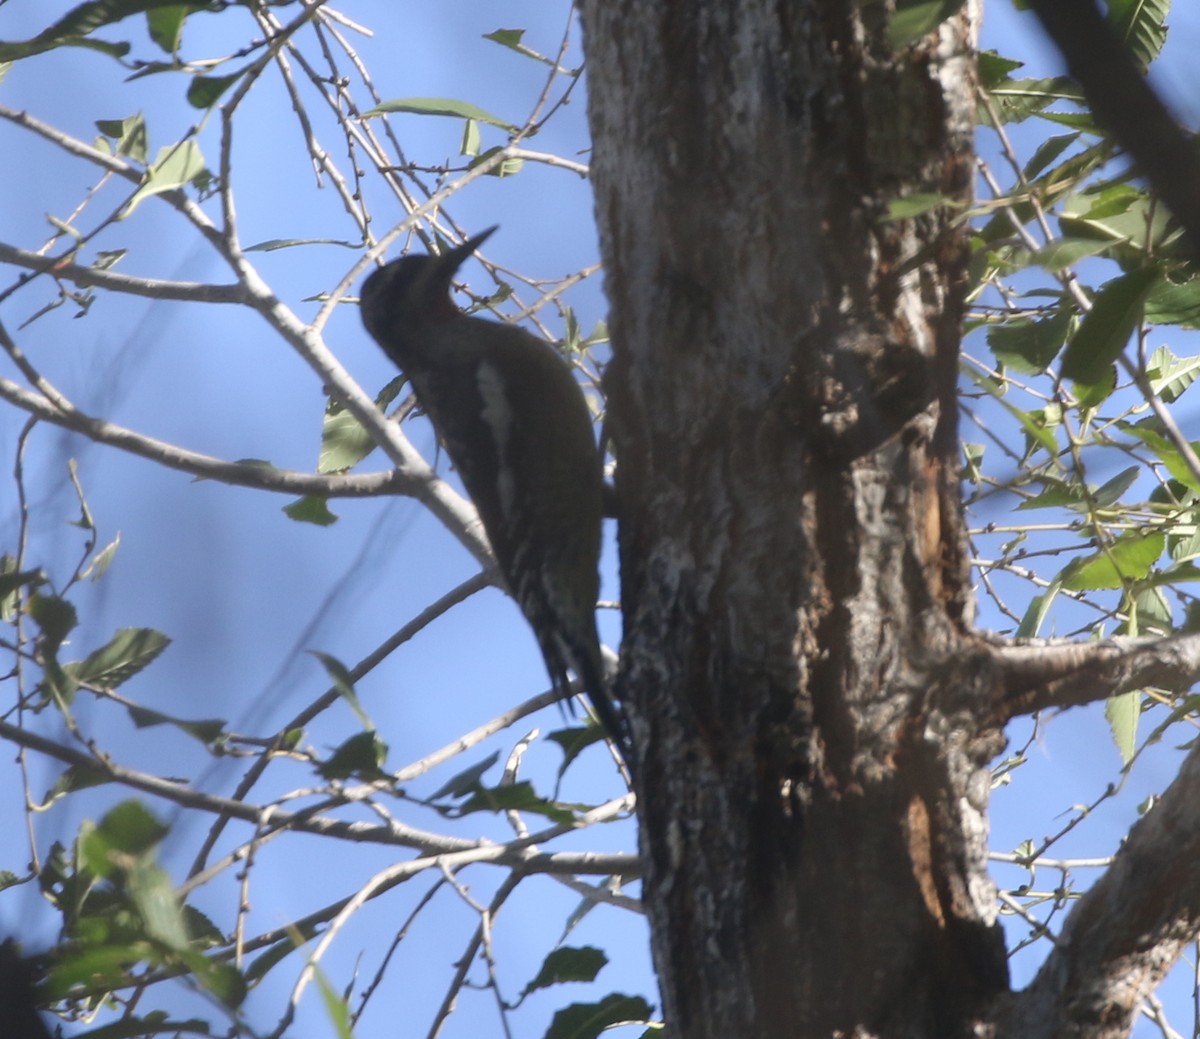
[1106,0,1168,70]
[67,627,170,690]
[1060,265,1162,386]
[986,77,1083,124]
[521,946,608,997]
[1059,531,1165,591]
[1147,345,1200,403]
[888,0,967,47]
[363,96,517,132]
[1105,689,1139,765]
[283,495,338,526]
[124,139,208,216]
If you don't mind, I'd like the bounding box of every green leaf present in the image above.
[66,627,170,690]
[888,0,968,47]
[45,764,113,802]
[986,77,1084,124]
[81,800,168,877]
[1029,237,1112,271]
[1145,277,1200,329]
[311,651,373,730]
[986,309,1071,374]
[186,71,244,108]
[884,193,953,220]
[1060,266,1162,387]
[362,96,517,132]
[977,50,1024,90]
[128,858,188,950]
[95,114,148,164]
[29,593,78,655]
[481,27,556,67]
[1022,132,1079,180]
[460,117,481,157]
[1015,582,1061,638]
[1059,531,1165,591]
[283,495,338,526]
[146,4,187,53]
[468,145,525,177]
[314,966,355,1039]
[430,751,500,799]
[126,704,226,745]
[83,533,122,581]
[1090,466,1139,507]
[1105,690,1140,765]
[318,731,388,781]
[545,994,655,1039]
[1122,420,1200,492]
[0,558,47,620]
[318,378,405,473]
[1106,0,1168,70]
[0,0,191,62]
[521,947,608,997]
[124,139,209,216]
[456,781,577,824]
[1147,345,1200,403]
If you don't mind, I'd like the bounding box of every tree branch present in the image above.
[0,372,406,498]
[988,632,1200,721]
[1026,0,1200,259]
[1003,739,1200,1039]
[0,242,247,303]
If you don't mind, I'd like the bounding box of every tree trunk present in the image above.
[580,2,1006,1036]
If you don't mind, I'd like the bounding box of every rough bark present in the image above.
[580,2,1002,1036]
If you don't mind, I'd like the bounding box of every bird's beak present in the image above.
[439,226,498,274]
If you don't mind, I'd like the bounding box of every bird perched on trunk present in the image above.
[359,227,630,764]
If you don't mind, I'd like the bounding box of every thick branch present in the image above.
[989,632,1200,721]
[1003,740,1200,1039]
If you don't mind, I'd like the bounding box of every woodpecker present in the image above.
[359,228,629,761]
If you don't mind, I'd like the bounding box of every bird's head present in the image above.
[359,226,497,344]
